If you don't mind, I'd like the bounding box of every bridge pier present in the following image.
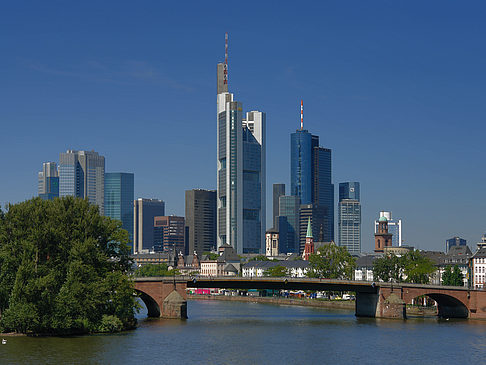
[356,287,406,319]
[134,279,188,319]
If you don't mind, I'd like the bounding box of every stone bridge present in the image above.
[134,277,486,320]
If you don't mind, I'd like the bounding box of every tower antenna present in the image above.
[224,32,228,86]
[301,100,304,130]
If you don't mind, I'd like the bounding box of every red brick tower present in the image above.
[375,216,393,253]
[303,218,315,260]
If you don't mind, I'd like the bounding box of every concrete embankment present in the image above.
[188,294,355,310]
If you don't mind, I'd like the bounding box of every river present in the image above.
[2,299,486,364]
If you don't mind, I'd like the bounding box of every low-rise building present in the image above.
[472,247,486,289]
[354,255,378,281]
[242,261,309,278]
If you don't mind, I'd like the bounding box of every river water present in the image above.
[2,299,486,364]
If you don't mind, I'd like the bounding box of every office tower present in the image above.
[290,102,334,242]
[272,184,285,228]
[374,211,402,246]
[338,182,361,254]
[375,216,393,253]
[104,173,134,243]
[38,162,59,200]
[299,204,325,254]
[133,198,165,253]
[153,216,185,253]
[446,236,467,253]
[278,195,300,253]
[59,150,105,214]
[185,189,217,256]
[216,33,266,254]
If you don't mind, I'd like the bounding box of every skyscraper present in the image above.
[446,236,467,253]
[104,172,134,243]
[133,198,165,253]
[38,162,59,200]
[216,34,266,254]
[290,102,334,244]
[374,211,402,246]
[338,182,361,254]
[59,150,105,214]
[185,189,216,256]
[278,195,300,253]
[272,183,285,227]
[153,216,185,253]
[299,204,325,254]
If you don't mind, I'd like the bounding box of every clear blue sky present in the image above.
[1,1,486,252]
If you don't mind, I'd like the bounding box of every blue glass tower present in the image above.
[105,173,134,243]
[290,130,313,205]
[339,182,360,201]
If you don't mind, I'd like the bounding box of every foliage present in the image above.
[372,254,404,283]
[203,251,219,260]
[98,315,123,333]
[264,265,289,277]
[249,255,272,262]
[402,250,436,284]
[0,197,137,335]
[306,244,356,279]
[134,263,180,277]
[442,265,464,286]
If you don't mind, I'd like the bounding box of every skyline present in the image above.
[2,2,486,252]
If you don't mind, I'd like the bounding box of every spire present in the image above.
[306,217,313,238]
[300,100,303,130]
[224,32,228,86]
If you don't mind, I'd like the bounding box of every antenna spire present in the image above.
[300,100,304,130]
[224,32,228,86]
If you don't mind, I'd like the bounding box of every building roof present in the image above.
[355,255,379,268]
[224,264,238,273]
[379,216,388,222]
[266,227,279,234]
[306,217,312,238]
[473,247,486,259]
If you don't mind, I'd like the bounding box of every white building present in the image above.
[242,261,309,278]
[374,211,402,246]
[472,247,486,289]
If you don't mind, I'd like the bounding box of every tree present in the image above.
[249,255,272,262]
[372,254,404,282]
[265,265,289,277]
[203,251,219,260]
[402,250,436,284]
[306,244,356,279]
[442,265,464,286]
[135,263,179,277]
[0,197,137,335]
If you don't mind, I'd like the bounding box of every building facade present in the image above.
[216,36,266,254]
[374,216,393,253]
[185,189,217,256]
[338,182,361,254]
[38,162,59,200]
[133,198,165,253]
[277,195,300,254]
[445,236,467,253]
[265,228,279,257]
[104,172,134,243]
[153,216,185,253]
[374,211,402,246]
[59,150,105,214]
[272,183,285,227]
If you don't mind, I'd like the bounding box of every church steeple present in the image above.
[303,218,315,260]
[306,217,313,238]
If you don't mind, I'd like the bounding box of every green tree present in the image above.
[372,254,404,282]
[249,255,271,262]
[203,251,219,260]
[0,197,137,335]
[265,265,289,277]
[306,244,356,279]
[134,263,179,277]
[402,250,436,284]
[442,265,464,286]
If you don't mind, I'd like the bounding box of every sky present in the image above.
[1,1,486,252]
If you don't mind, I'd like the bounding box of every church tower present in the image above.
[374,216,393,252]
[303,218,315,260]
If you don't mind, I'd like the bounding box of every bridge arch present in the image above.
[134,289,161,317]
[404,290,469,319]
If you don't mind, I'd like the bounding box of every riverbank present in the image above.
[188,294,355,310]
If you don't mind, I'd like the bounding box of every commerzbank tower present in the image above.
[216,33,266,254]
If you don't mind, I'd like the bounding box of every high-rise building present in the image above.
[277,195,300,254]
[272,184,285,228]
[154,216,185,253]
[104,173,134,243]
[290,103,333,243]
[185,189,217,256]
[59,150,105,214]
[38,162,59,200]
[133,198,165,253]
[216,34,266,254]
[374,211,402,246]
[446,236,467,253]
[338,182,361,254]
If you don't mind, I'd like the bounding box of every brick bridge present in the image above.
[134,276,486,320]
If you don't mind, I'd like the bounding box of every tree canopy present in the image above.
[442,265,464,286]
[0,197,137,335]
[372,254,403,283]
[306,244,356,279]
[372,250,436,284]
[264,265,289,277]
[135,263,179,277]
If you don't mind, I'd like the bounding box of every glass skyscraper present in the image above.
[38,162,59,200]
[290,130,313,205]
[278,195,300,253]
[272,183,285,228]
[338,182,361,254]
[59,150,105,214]
[104,172,134,243]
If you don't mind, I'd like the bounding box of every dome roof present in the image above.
[379,216,388,222]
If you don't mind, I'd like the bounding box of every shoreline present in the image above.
[188,294,356,310]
